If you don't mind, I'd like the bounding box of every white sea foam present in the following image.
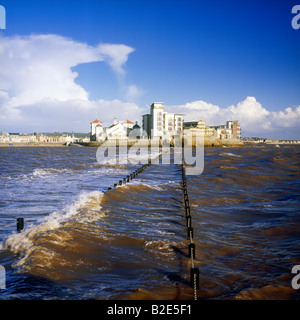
[133,183,163,191]
[32,168,73,177]
[144,240,183,259]
[18,168,73,181]
[220,152,242,158]
[1,191,104,262]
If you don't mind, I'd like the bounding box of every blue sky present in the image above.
[0,0,300,138]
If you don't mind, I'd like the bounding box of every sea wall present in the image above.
[81,137,244,148]
[0,137,244,148]
[203,137,244,147]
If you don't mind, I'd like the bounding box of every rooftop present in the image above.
[91,120,102,124]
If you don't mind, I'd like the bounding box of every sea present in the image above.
[0,145,299,300]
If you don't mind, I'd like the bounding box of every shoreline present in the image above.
[0,138,244,148]
[1,140,299,148]
[0,143,67,147]
[79,137,244,148]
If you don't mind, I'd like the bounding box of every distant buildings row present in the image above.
[90,102,241,142]
[2,101,300,146]
[242,137,300,144]
[0,101,242,145]
[0,132,89,145]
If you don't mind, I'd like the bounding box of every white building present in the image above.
[105,119,131,139]
[90,118,134,142]
[142,102,184,138]
[90,120,104,142]
[0,132,10,143]
[211,121,241,139]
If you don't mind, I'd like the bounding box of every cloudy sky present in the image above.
[0,0,299,139]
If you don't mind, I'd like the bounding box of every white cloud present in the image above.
[270,106,300,128]
[1,34,94,106]
[97,43,134,75]
[17,99,142,132]
[124,84,146,102]
[170,100,220,123]
[0,34,298,138]
[223,97,272,131]
[0,34,136,107]
[167,97,300,138]
[0,34,142,132]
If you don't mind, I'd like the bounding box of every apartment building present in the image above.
[184,120,241,139]
[142,102,184,138]
[211,121,241,139]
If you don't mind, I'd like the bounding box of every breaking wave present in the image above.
[1,191,105,271]
[219,152,242,158]
[32,168,73,177]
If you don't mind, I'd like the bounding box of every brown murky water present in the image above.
[0,145,299,299]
